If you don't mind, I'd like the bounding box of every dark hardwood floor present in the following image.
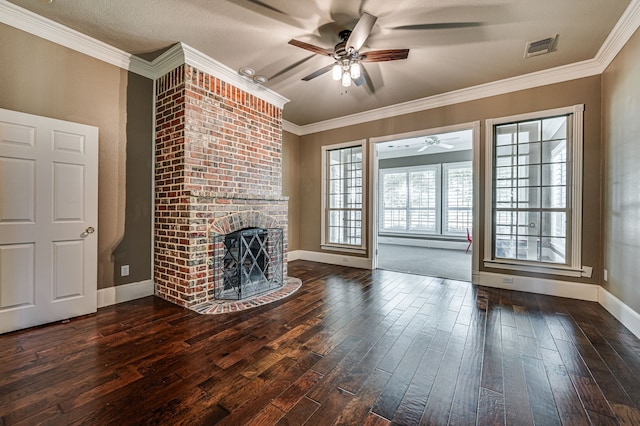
[2,260,640,425]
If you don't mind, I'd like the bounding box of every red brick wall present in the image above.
[154,65,287,308]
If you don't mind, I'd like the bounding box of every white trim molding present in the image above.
[320,139,367,254]
[97,280,155,308]
[2,0,639,132]
[287,250,302,262]
[598,287,640,339]
[0,1,288,108]
[483,104,585,277]
[378,236,468,251]
[284,0,640,136]
[151,43,289,109]
[291,250,372,270]
[478,272,599,301]
[0,0,154,78]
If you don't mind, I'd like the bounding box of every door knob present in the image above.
[85,226,95,234]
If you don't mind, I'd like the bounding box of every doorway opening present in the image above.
[371,123,479,282]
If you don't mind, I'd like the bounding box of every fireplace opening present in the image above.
[212,227,283,300]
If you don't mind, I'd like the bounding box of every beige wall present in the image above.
[602,28,640,312]
[0,24,153,289]
[298,76,602,284]
[282,130,301,252]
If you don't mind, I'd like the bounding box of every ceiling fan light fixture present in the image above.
[350,62,361,79]
[332,63,342,80]
[341,71,352,87]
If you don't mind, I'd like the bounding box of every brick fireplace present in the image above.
[154,62,288,309]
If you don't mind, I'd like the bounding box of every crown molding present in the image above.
[595,0,640,66]
[291,59,603,136]
[2,0,637,132]
[149,42,289,109]
[287,0,640,136]
[181,43,289,109]
[282,120,303,135]
[0,1,288,108]
[0,0,155,79]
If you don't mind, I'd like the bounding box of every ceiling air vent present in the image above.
[524,34,558,58]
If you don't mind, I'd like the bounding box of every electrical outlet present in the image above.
[121,265,130,277]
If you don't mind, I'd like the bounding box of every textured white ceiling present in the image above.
[7,0,633,125]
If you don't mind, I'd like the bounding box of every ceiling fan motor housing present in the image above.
[335,30,352,57]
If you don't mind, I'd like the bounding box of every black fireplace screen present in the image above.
[212,227,283,300]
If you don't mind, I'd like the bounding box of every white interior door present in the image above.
[0,108,98,334]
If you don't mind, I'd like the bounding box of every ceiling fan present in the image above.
[417,136,456,152]
[288,12,409,88]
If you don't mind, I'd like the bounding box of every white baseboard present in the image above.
[378,236,468,251]
[290,250,372,269]
[478,272,599,301]
[97,279,155,308]
[287,250,301,262]
[598,287,640,339]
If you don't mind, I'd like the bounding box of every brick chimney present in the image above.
[154,63,288,309]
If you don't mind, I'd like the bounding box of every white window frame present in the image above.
[484,104,585,277]
[321,139,367,254]
[443,161,473,236]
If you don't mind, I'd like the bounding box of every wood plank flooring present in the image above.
[2,260,640,425]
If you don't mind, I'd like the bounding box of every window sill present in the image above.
[321,244,366,255]
[483,259,587,278]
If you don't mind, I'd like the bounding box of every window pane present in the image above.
[409,210,436,232]
[326,145,363,246]
[444,163,472,234]
[492,112,572,266]
[517,187,541,208]
[518,142,541,165]
[382,209,406,230]
[518,165,541,186]
[496,124,517,146]
[410,170,436,208]
[496,235,517,259]
[542,212,566,238]
[518,211,540,236]
[518,121,541,143]
[542,187,566,208]
[516,236,539,261]
[540,237,566,263]
[542,140,566,163]
[542,116,567,140]
[383,173,407,208]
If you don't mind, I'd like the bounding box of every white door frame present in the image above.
[369,121,480,282]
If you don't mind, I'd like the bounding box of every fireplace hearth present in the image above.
[212,227,283,300]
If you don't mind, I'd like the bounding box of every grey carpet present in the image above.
[377,243,472,282]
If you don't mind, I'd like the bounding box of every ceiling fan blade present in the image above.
[353,74,366,87]
[246,0,287,14]
[269,55,315,80]
[417,145,429,153]
[361,49,409,62]
[440,143,455,149]
[301,63,334,81]
[391,22,482,31]
[360,64,376,94]
[346,12,377,52]
[288,39,333,56]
